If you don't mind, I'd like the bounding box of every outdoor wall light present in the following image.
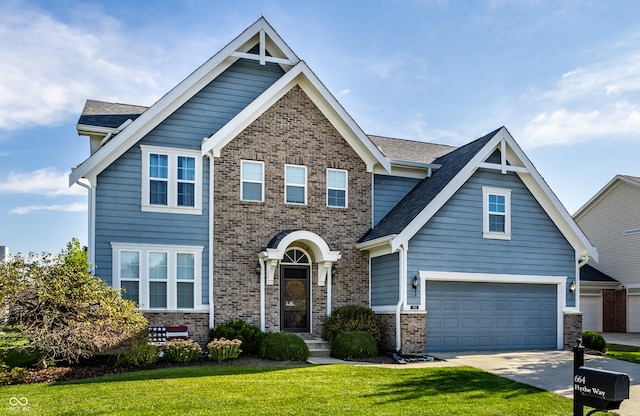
[412,274,419,296]
[569,280,576,296]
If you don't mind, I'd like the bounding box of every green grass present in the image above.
[607,343,640,364]
[0,364,575,415]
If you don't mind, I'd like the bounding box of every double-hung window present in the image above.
[285,165,307,205]
[141,145,202,214]
[482,187,511,240]
[119,251,140,303]
[112,244,203,311]
[327,169,347,208]
[241,160,264,202]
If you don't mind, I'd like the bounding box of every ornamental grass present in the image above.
[207,338,242,362]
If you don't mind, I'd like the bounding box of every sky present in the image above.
[2,0,640,255]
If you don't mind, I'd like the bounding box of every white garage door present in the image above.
[426,281,558,352]
[629,295,640,333]
[580,295,602,332]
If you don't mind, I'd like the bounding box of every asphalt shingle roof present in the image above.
[368,135,457,165]
[78,99,148,129]
[359,128,501,243]
[580,264,618,282]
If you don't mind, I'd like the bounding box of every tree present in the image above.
[0,239,147,366]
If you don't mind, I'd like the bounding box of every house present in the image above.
[574,175,640,333]
[69,17,597,353]
[0,246,8,262]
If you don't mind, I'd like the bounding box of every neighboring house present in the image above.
[0,246,8,262]
[69,17,597,353]
[574,175,640,333]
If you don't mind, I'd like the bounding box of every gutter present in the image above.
[74,178,95,271]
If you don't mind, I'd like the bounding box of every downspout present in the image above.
[207,153,215,329]
[75,178,95,272]
[395,243,407,352]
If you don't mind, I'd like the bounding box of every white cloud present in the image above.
[338,89,350,97]
[10,203,87,215]
[0,168,85,197]
[516,36,640,148]
[0,3,212,130]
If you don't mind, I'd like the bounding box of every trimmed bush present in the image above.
[209,320,264,356]
[208,338,242,362]
[259,332,309,361]
[0,365,29,385]
[162,339,202,363]
[582,330,607,352]
[116,344,160,368]
[331,331,378,360]
[321,305,381,342]
[0,326,39,368]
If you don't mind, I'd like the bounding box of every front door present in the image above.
[281,265,310,332]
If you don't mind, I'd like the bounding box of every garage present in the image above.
[580,294,602,332]
[426,281,558,352]
[629,293,640,333]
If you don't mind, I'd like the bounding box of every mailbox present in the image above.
[574,366,630,411]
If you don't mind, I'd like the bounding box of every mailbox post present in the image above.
[573,339,630,415]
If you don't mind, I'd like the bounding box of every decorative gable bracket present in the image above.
[230,29,297,67]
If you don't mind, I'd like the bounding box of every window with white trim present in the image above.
[141,145,202,214]
[482,187,511,240]
[241,160,264,202]
[327,169,347,208]
[112,244,203,311]
[285,164,307,205]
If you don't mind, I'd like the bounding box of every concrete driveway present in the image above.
[435,350,640,416]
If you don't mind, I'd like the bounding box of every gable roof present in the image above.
[368,135,457,165]
[361,129,498,243]
[77,100,148,129]
[200,60,389,171]
[357,126,598,262]
[574,174,640,220]
[580,264,618,283]
[70,17,301,185]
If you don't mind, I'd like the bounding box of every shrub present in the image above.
[0,239,147,367]
[0,326,39,368]
[582,330,607,352]
[259,332,309,361]
[162,339,202,363]
[116,344,160,368]
[321,305,381,343]
[0,365,29,385]
[209,320,264,356]
[331,331,378,360]
[207,338,242,362]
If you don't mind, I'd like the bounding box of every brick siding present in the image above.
[145,312,210,347]
[213,85,371,337]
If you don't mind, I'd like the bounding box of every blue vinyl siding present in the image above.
[406,168,576,307]
[373,175,420,226]
[371,253,399,306]
[94,58,285,305]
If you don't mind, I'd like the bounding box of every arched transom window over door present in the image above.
[281,248,311,332]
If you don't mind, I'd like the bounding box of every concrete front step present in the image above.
[303,338,332,357]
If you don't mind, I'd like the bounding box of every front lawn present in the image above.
[1,364,575,415]
[607,343,640,364]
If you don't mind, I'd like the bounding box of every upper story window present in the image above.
[112,243,203,311]
[141,145,202,215]
[327,169,348,208]
[285,164,307,205]
[241,160,264,202]
[482,186,511,240]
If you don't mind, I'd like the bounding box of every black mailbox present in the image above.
[574,366,630,411]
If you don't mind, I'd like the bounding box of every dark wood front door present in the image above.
[281,265,310,332]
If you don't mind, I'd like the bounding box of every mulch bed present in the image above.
[17,353,440,385]
[20,356,308,385]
